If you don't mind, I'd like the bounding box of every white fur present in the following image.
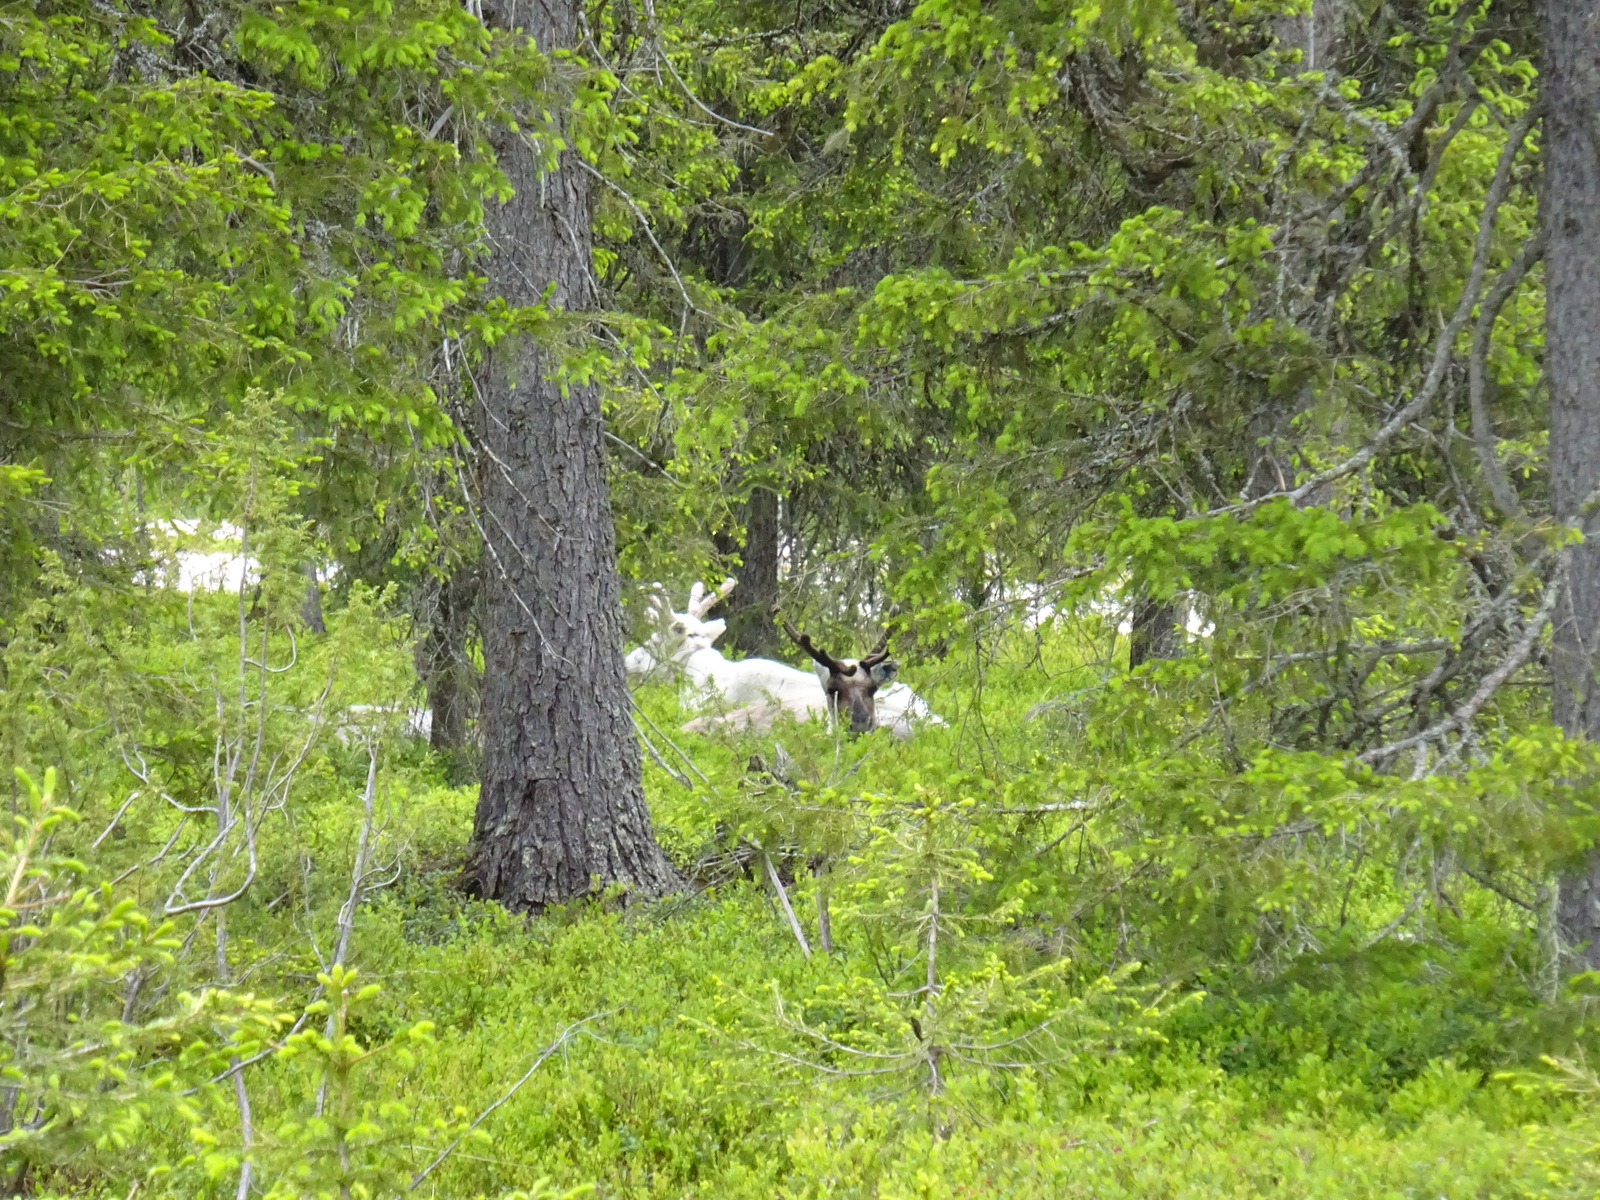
[875,680,947,738]
[628,580,946,738]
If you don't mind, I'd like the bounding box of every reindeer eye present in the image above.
[672,623,685,633]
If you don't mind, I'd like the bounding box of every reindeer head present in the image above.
[782,618,896,733]
[644,579,736,660]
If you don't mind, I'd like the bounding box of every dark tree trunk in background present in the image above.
[1128,597,1180,670]
[420,567,478,781]
[299,563,326,634]
[1274,0,1340,74]
[466,0,677,909]
[1248,0,1344,508]
[1129,487,1183,670]
[1545,0,1600,970]
[712,487,780,657]
[699,200,777,655]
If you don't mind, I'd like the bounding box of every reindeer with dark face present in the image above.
[782,619,896,734]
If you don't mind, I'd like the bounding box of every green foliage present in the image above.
[6,615,1600,1196]
[1,0,1594,1195]
[0,768,281,1188]
[0,0,559,620]
[242,967,467,1200]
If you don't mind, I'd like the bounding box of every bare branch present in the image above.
[762,851,811,959]
[409,1010,620,1191]
[1216,103,1541,517]
[575,158,707,320]
[1469,229,1546,518]
[1358,551,1569,766]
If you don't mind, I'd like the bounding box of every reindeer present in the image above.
[780,619,896,734]
[627,581,945,737]
[626,580,825,710]
[624,579,735,682]
[777,618,946,737]
[688,617,944,738]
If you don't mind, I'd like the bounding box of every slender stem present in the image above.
[318,746,380,1118]
[216,908,254,1200]
[1468,229,1545,518]
[408,1010,618,1191]
[763,852,811,959]
[925,866,942,1097]
[814,865,833,955]
[923,797,944,1097]
[332,748,379,969]
[233,1065,255,1200]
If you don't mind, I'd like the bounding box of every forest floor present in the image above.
[252,660,1600,1200]
[16,608,1600,1199]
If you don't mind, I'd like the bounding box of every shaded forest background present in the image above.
[5,0,1600,1195]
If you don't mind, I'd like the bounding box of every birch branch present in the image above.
[763,851,811,959]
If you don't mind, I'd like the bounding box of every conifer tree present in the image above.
[467,0,678,909]
[1544,0,1600,969]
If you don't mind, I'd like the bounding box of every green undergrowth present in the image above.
[9,596,1600,1198]
[247,640,1600,1196]
[261,873,1600,1199]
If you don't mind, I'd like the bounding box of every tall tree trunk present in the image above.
[713,487,781,657]
[466,0,677,909]
[1275,0,1341,74]
[1545,0,1600,970]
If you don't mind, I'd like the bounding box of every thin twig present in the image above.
[575,159,706,319]
[1468,229,1545,518]
[814,864,833,954]
[1358,551,1570,766]
[633,714,693,787]
[408,1010,619,1191]
[90,790,141,850]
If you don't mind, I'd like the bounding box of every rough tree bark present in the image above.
[712,486,781,657]
[1545,0,1600,970]
[466,0,678,909]
[299,563,326,634]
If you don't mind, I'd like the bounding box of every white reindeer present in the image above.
[623,580,738,685]
[628,581,944,738]
[627,580,824,709]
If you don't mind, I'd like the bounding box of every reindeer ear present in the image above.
[871,659,898,684]
[702,618,726,643]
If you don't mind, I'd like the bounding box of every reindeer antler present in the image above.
[781,616,852,675]
[860,629,893,669]
[685,578,736,619]
[646,584,674,626]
